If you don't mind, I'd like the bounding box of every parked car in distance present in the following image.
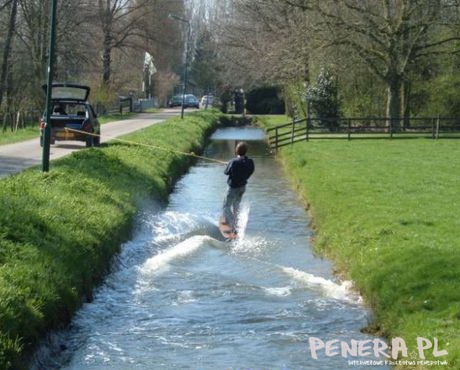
[200,95,214,108]
[200,95,221,109]
[167,94,200,109]
[40,83,100,147]
[184,94,200,108]
[168,95,183,107]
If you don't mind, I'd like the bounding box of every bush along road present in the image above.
[0,111,219,369]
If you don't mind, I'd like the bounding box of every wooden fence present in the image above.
[267,116,460,150]
[1,109,41,131]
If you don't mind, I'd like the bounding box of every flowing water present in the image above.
[32,127,390,369]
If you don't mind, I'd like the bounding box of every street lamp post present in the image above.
[42,0,58,172]
[169,14,190,119]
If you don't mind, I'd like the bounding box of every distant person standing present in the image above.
[222,141,255,233]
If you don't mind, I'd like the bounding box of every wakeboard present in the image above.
[218,217,238,241]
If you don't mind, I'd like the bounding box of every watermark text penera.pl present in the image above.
[308,337,448,360]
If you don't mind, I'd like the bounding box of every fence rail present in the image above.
[267,117,460,150]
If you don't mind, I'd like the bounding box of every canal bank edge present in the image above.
[0,111,220,369]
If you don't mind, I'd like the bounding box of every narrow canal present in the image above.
[32,127,389,369]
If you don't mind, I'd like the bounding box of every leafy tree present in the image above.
[306,68,340,130]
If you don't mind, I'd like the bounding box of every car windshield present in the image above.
[51,103,86,116]
[51,86,89,100]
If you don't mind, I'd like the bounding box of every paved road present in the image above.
[0,110,182,178]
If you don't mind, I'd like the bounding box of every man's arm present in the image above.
[224,160,233,175]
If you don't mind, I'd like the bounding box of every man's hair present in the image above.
[235,141,248,156]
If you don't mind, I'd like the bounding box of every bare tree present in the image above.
[136,0,185,104]
[316,0,460,127]
[0,0,189,124]
[81,0,151,87]
[79,0,187,104]
[216,0,314,88]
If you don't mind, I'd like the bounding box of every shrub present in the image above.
[245,86,285,114]
[306,68,341,130]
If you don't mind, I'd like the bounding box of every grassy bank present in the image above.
[259,116,459,369]
[0,127,39,145]
[0,111,219,369]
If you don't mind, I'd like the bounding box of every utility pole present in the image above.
[42,0,58,172]
[169,14,191,119]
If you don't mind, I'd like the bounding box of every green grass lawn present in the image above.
[0,127,39,145]
[97,111,138,124]
[259,115,459,369]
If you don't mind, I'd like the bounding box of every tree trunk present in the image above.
[402,80,411,130]
[386,74,402,131]
[0,0,18,110]
[102,31,112,86]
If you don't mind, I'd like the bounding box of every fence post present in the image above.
[347,119,351,141]
[291,116,295,144]
[436,115,440,139]
[431,118,435,139]
[306,119,309,142]
[275,127,279,151]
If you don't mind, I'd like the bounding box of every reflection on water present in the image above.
[31,127,389,370]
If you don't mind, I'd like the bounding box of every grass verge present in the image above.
[0,127,39,145]
[259,115,459,370]
[0,111,219,369]
[97,111,138,124]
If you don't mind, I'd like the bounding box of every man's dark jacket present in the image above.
[224,156,255,188]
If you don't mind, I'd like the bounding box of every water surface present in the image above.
[31,127,388,369]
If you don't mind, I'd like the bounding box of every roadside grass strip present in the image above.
[0,127,39,145]
[260,116,459,369]
[0,111,218,369]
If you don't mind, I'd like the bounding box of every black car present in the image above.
[167,95,183,107]
[183,94,200,108]
[40,83,101,147]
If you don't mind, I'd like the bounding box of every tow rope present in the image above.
[64,127,227,165]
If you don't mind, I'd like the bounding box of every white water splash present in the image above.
[235,202,250,240]
[281,267,362,303]
[140,235,211,276]
[151,211,200,242]
[263,286,293,297]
